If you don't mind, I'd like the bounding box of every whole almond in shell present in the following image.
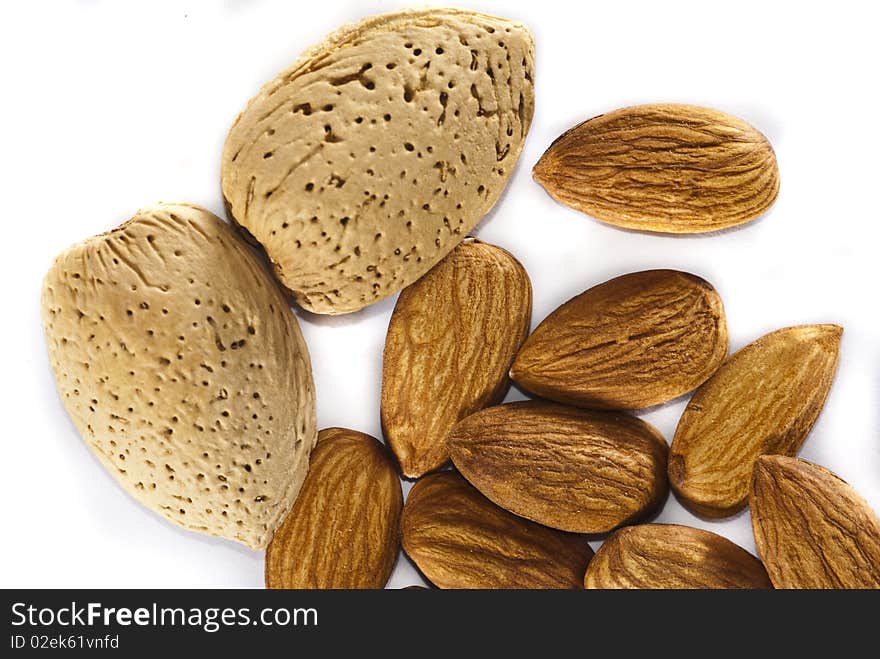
[585,524,771,589]
[534,104,779,233]
[41,204,317,549]
[751,455,880,589]
[221,9,535,314]
[266,428,402,589]
[669,324,841,518]
[448,401,669,533]
[382,238,532,477]
[401,471,592,589]
[510,269,727,410]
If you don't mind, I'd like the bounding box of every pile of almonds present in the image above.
[41,8,880,589]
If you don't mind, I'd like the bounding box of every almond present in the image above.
[669,325,841,518]
[221,9,534,314]
[585,524,771,589]
[509,270,727,410]
[381,238,532,477]
[265,428,402,589]
[448,401,668,533]
[401,471,592,589]
[41,204,316,549]
[533,104,779,233]
[751,456,880,589]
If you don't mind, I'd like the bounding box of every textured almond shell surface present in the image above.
[401,471,592,589]
[669,325,841,518]
[510,270,727,410]
[448,401,669,533]
[533,104,779,233]
[265,428,402,589]
[41,204,317,549]
[221,9,535,314]
[584,524,771,589]
[751,456,880,589]
[381,238,531,477]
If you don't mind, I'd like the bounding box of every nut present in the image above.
[534,104,779,233]
[585,524,771,589]
[401,471,592,589]
[221,9,535,313]
[448,401,668,533]
[266,428,402,589]
[751,455,880,589]
[669,325,841,518]
[382,238,531,477]
[41,204,316,549]
[510,269,727,410]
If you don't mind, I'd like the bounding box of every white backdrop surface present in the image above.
[2,0,878,587]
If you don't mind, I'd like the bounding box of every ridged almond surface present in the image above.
[41,204,316,549]
[222,9,535,314]
[510,270,727,410]
[448,401,669,533]
[669,325,841,518]
[381,238,532,477]
[751,456,880,589]
[401,471,593,589]
[533,104,779,233]
[585,524,771,589]
[266,428,402,589]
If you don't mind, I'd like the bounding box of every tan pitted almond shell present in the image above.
[221,9,535,314]
[669,325,841,518]
[509,270,727,410]
[41,204,317,549]
[401,471,593,589]
[584,524,771,589]
[381,238,532,477]
[265,428,402,589]
[448,401,669,533]
[751,456,880,589]
[533,104,779,233]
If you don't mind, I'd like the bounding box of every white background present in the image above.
[2,0,878,588]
